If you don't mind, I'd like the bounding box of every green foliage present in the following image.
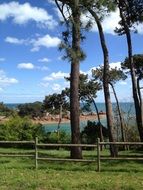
[82,0,116,20]
[65,73,101,101]
[115,0,143,35]
[0,116,45,141]
[81,121,108,144]
[125,125,140,142]
[43,93,70,114]
[0,102,15,116]
[122,54,143,80]
[18,101,44,118]
[59,40,86,62]
[92,66,127,84]
[45,131,71,144]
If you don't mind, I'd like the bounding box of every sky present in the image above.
[0,0,142,103]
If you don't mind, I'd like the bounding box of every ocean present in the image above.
[5,102,135,133]
[6,103,20,109]
[43,102,135,134]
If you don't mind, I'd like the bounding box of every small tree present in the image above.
[81,121,108,145]
[122,54,143,110]
[93,66,127,143]
[43,93,69,114]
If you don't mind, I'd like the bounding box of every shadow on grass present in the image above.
[100,159,143,173]
[0,152,143,173]
[0,160,10,164]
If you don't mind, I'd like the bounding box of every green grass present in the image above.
[0,147,143,190]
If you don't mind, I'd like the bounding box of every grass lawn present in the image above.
[0,147,143,190]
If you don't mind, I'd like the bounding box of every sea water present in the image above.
[43,118,107,134]
[43,102,135,134]
[5,102,135,133]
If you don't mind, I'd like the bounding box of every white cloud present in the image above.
[80,62,122,78]
[0,70,18,87]
[135,24,143,34]
[0,1,57,29]
[51,71,69,79]
[5,34,61,52]
[17,62,49,71]
[38,57,51,63]
[52,83,61,91]
[40,82,49,88]
[5,36,26,45]
[37,66,49,71]
[43,71,69,81]
[47,0,55,5]
[0,58,5,62]
[55,6,120,35]
[17,63,35,69]
[96,10,120,35]
[81,9,143,35]
[43,76,53,81]
[109,62,121,69]
[119,81,127,85]
[31,34,61,52]
[81,9,120,35]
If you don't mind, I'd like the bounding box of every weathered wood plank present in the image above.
[101,157,143,160]
[100,142,143,145]
[0,154,34,157]
[37,157,96,162]
[37,143,97,148]
[0,141,34,144]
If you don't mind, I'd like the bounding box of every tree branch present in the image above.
[55,0,68,24]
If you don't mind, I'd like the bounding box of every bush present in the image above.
[125,125,140,142]
[0,102,15,117]
[81,121,108,144]
[18,102,44,118]
[45,131,71,144]
[0,116,45,141]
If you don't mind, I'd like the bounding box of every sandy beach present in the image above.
[32,113,106,125]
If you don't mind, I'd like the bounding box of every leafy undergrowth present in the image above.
[0,148,143,190]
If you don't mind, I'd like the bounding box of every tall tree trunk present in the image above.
[92,97,104,150]
[137,78,143,128]
[88,8,118,157]
[109,82,126,143]
[57,104,62,142]
[55,0,82,158]
[89,96,104,144]
[70,0,82,159]
[118,0,143,142]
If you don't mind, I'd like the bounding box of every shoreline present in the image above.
[32,113,106,125]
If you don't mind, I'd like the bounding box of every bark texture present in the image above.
[118,0,143,142]
[70,0,82,159]
[88,8,118,156]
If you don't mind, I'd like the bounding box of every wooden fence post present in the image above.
[97,138,100,172]
[35,137,38,169]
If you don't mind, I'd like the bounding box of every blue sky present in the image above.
[0,0,142,103]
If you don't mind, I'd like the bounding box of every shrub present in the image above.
[45,131,71,144]
[0,102,15,117]
[18,102,44,118]
[81,121,108,144]
[0,116,45,141]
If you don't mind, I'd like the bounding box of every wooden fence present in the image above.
[0,138,143,171]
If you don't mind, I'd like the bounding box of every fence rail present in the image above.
[0,141,34,144]
[0,138,143,171]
